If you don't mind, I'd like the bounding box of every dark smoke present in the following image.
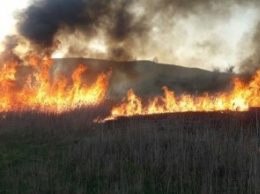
[11,0,260,73]
[16,0,148,60]
[18,0,93,47]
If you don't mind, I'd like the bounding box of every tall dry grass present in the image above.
[0,106,259,193]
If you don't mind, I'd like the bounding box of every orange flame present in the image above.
[104,70,260,121]
[0,54,110,113]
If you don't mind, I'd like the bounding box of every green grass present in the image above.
[0,109,259,193]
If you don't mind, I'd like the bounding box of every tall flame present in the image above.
[0,54,110,113]
[104,70,260,121]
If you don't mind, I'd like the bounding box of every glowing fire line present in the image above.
[102,70,260,122]
[0,55,110,113]
[2,52,260,121]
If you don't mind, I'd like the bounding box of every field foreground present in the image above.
[0,106,260,194]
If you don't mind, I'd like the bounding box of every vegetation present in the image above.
[225,64,235,74]
[0,105,259,194]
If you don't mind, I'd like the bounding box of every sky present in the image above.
[0,0,29,41]
[0,0,259,72]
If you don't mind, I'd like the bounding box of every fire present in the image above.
[104,70,260,121]
[0,54,110,113]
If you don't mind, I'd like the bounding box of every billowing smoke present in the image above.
[12,0,260,73]
[0,0,260,72]
[16,0,148,60]
[18,0,86,47]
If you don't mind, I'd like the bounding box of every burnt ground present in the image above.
[0,105,260,193]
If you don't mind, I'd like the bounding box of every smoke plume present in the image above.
[16,0,148,60]
[1,0,259,73]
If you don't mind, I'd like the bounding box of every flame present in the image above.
[0,54,110,113]
[104,70,260,121]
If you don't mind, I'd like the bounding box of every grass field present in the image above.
[0,105,259,194]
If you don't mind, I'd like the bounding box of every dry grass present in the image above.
[0,106,259,194]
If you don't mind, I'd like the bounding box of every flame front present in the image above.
[0,55,110,113]
[105,70,260,121]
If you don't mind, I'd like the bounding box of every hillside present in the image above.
[54,58,234,98]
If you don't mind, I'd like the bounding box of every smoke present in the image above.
[0,0,258,74]
[16,0,148,60]
[0,35,25,65]
[17,0,86,47]
[239,21,260,73]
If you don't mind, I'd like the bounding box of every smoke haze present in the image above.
[0,0,258,72]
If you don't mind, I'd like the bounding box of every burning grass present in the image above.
[104,70,260,121]
[1,53,260,122]
[1,53,260,193]
[0,55,111,113]
[0,107,259,193]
